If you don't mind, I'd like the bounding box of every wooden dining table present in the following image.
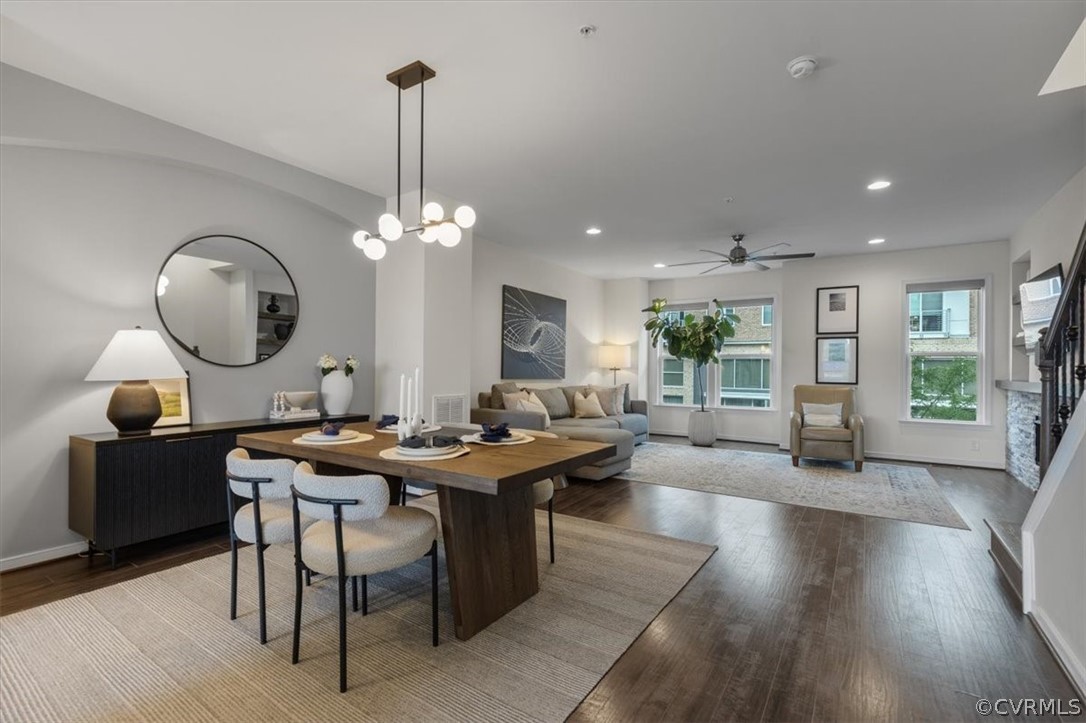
[236,421,616,640]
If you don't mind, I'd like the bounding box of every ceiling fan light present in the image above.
[422,202,445,222]
[453,205,476,228]
[437,221,462,247]
[378,213,404,241]
[362,236,387,260]
[352,230,370,249]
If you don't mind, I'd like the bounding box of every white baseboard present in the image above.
[1,541,86,572]
[1030,606,1086,698]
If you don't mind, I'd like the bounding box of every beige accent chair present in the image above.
[790,385,865,472]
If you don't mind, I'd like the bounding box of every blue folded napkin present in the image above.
[398,435,463,449]
[320,421,345,436]
[376,414,399,430]
[479,422,511,442]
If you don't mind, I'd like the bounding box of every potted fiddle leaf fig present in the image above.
[643,298,738,446]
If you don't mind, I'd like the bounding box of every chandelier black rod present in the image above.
[396,82,402,220]
[420,73,425,222]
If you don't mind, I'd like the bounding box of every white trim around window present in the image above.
[900,275,991,425]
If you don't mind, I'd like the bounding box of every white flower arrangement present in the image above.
[318,353,359,377]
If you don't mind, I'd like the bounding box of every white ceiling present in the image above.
[2,1,1084,279]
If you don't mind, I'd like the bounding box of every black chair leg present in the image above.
[548,498,555,564]
[362,575,368,616]
[337,574,347,693]
[291,563,303,664]
[256,544,268,644]
[305,568,311,587]
[352,576,358,612]
[430,541,439,647]
[228,535,238,621]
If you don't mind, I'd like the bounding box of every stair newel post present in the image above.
[1037,326,1055,480]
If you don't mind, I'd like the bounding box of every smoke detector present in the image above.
[787,56,818,79]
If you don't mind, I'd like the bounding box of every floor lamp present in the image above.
[598,345,631,385]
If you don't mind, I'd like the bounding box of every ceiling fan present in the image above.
[668,234,815,273]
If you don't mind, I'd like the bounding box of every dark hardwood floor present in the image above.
[2,436,1081,721]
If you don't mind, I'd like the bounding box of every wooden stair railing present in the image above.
[1037,220,1086,480]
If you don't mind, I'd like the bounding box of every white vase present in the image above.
[321,370,353,415]
[687,410,717,446]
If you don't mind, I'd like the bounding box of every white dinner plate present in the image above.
[302,429,359,442]
[375,424,442,434]
[395,444,463,457]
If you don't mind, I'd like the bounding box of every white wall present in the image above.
[646,269,785,443]
[601,278,650,400]
[781,240,1009,467]
[0,65,384,568]
[470,236,608,398]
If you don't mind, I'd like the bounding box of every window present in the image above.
[906,280,984,422]
[655,299,776,409]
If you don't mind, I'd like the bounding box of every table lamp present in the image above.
[598,344,632,385]
[85,327,187,435]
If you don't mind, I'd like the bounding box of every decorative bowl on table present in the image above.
[282,391,317,410]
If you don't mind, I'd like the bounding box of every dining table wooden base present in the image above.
[437,483,539,641]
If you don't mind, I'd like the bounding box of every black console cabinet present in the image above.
[69,414,369,566]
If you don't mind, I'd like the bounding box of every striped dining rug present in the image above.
[0,500,714,722]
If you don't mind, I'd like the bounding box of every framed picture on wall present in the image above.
[816,285,859,334]
[815,337,858,384]
[151,373,192,427]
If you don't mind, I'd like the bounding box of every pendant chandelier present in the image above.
[353,61,475,261]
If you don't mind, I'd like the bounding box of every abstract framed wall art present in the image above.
[501,285,566,379]
[815,336,858,384]
[816,285,859,334]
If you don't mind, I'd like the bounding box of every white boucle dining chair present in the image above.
[512,428,569,564]
[290,461,439,693]
[225,448,308,645]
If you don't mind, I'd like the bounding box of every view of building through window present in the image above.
[659,301,774,408]
[906,284,982,421]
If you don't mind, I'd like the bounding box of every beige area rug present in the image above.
[621,443,969,530]
[0,501,714,723]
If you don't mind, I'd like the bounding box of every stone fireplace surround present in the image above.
[997,379,1041,490]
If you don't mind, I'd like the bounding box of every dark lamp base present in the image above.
[106,380,163,436]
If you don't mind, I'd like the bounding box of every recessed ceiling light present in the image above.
[868,238,886,245]
[653,263,666,268]
[867,180,892,190]
[586,227,602,235]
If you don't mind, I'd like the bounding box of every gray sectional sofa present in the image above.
[471,383,649,443]
[470,383,647,481]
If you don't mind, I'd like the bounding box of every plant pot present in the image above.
[687,410,717,446]
[321,370,354,415]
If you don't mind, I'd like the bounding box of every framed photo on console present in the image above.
[151,373,191,427]
[816,285,859,334]
[815,337,858,384]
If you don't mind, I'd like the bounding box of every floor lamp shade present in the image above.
[598,345,632,384]
[85,329,186,435]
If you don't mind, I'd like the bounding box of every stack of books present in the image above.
[269,408,320,420]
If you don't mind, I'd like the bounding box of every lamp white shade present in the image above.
[598,344,632,369]
[85,329,186,381]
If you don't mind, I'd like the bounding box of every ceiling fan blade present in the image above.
[668,259,723,267]
[698,263,728,275]
[749,252,816,261]
[699,249,732,260]
[747,242,790,256]
[750,261,771,271]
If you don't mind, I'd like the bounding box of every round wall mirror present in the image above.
[156,235,299,367]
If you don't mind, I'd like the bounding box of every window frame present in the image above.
[901,277,989,426]
[651,295,779,412]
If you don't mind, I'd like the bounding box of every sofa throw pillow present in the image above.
[589,385,626,416]
[560,386,581,415]
[502,390,530,410]
[525,387,570,420]
[490,382,521,409]
[802,402,843,427]
[515,392,551,429]
[574,391,607,418]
